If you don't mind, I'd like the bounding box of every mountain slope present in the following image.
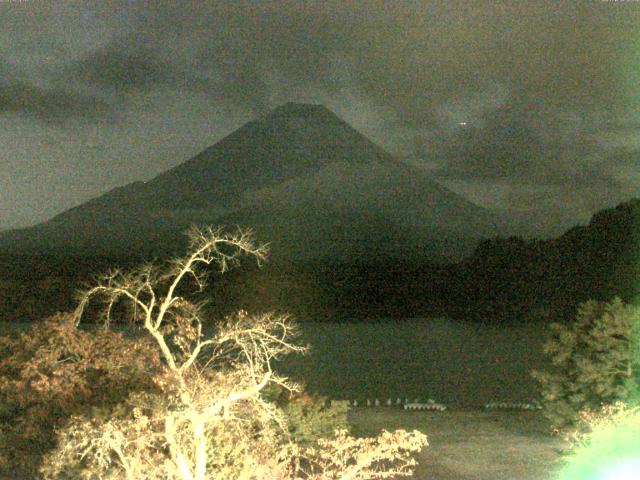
[220,160,499,261]
[0,103,500,260]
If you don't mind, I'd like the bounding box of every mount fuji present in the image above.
[0,103,501,262]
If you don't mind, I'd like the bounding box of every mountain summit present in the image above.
[0,103,500,260]
[144,102,393,210]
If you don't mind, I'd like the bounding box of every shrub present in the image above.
[265,384,351,447]
[300,428,428,480]
[532,297,640,433]
[0,312,161,478]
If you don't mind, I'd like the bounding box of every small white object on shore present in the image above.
[404,401,447,412]
[484,401,542,411]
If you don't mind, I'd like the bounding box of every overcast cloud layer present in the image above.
[1,0,639,235]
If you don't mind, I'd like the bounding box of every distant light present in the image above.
[458,121,467,126]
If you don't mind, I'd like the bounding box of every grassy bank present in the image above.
[349,407,564,480]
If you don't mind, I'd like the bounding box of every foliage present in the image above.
[38,226,428,480]
[555,402,640,480]
[282,395,350,448]
[531,297,640,432]
[0,312,161,478]
[265,384,351,447]
[299,428,427,480]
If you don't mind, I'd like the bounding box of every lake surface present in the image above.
[0,318,550,407]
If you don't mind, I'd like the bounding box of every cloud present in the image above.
[3,1,639,125]
[0,61,111,122]
[65,45,173,93]
[404,100,635,192]
[0,0,638,231]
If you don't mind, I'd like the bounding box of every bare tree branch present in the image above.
[43,226,427,480]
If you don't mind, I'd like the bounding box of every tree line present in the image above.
[1,198,638,324]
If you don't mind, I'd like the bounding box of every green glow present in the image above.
[554,307,640,480]
[554,404,640,480]
[600,459,640,480]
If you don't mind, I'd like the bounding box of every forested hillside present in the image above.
[449,198,640,322]
[1,199,638,324]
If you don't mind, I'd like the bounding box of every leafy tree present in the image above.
[265,384,351,447]
[0,312,161,478]
[532,297,640,433]
[39,226,428,480]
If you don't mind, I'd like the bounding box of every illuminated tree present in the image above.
[39,226,427,480]
[532,297,640,433]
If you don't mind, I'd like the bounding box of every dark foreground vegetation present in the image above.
[1,198,638,325]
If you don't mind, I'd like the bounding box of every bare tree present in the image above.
[41,226,427,480]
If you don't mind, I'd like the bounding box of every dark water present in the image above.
[271,318,549,407]
[1,317,550,407]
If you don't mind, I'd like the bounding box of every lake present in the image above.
[0,317,550,408]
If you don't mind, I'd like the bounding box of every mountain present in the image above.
[0,103,500,261]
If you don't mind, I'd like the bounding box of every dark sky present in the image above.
[1,0,639,234]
